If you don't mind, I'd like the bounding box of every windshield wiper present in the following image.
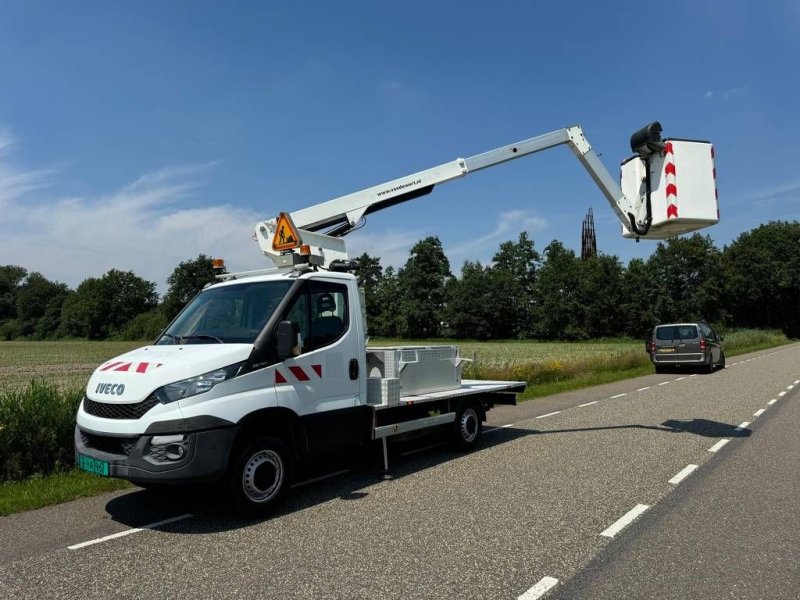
[159,333,181,345]
[181,334,225,344]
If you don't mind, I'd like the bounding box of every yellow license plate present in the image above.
[659,347,675,353]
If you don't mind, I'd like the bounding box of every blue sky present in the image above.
[1,1,799,292]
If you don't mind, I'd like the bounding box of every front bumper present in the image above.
[75,423,238,484]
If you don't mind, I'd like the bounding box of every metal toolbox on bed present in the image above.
[366,345,468,399]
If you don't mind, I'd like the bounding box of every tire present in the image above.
[718,351,726,370]
[704,355,714,374]
[450,402,483,451]
[228,435,292,516]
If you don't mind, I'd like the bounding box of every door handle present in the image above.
[349,359,359,380]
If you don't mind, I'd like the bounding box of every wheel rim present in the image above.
[242,449,284,503]
[460,408,479,443]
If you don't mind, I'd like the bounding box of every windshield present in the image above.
[157,280,293,345]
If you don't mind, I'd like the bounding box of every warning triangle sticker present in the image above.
[272,212,302,251]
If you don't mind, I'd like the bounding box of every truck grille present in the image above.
[83,395,158,420]
[80,430,138,457]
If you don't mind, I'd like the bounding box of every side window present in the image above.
[308,282,349,351]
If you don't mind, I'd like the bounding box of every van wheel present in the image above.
[451,403,483,451]
[704,356,714,374]
[718,352,726,370]
[228,436,292,516]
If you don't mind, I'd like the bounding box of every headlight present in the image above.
[154,363,241,403]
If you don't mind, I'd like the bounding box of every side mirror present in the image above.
[276,321,300,360]
[718,335,724,342]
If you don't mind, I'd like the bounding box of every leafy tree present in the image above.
[397,237,452,338]
[162,254,223,320]
[722,221,800,337]
[619,258,659,339]
[647,234,722,323]
[577,254,625,338]
[370,266,401,337]
[59,270,157,339]
[533,241,585,339]
[15,272,71,338]
[0,265,27,322]
[492,232,540,338]
[445,261,497,340]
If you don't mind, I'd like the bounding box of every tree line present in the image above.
[1,221,798,342]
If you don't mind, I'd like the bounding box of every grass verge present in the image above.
[0,470,130,517]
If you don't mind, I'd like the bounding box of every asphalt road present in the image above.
[1,343,798,599]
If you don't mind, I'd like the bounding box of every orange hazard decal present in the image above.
[272,212,301,251]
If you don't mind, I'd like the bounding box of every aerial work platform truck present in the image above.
[76,121,719,513]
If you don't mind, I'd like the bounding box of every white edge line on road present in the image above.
[636,387,650,392]
[675,376,686,381]
[690,374,698,377]
[778,391,787,397]
[68,514,194,550]
[518,576,560,600]
[708,439,730,453]
[753,408,766,417]
[610,393,627,399]
[502,423,515,428]
[788,385,795,390]
[600,504,650,538]
[768,398,778,405]
[658,381,670,386]
[536,411,561,419]
[794,380,800,385]
[578,400,598,407]
[735,421,751,431]
[669,464,699,485]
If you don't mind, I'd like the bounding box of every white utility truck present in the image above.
[75,122,719,514]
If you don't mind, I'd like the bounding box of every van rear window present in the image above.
[655,325,698,341]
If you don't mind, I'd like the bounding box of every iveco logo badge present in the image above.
[95,383,126,395]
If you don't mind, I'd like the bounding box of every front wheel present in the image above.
[450,403,483,451]
[228,436,292,516]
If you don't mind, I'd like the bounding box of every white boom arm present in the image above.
[254,122,717,268]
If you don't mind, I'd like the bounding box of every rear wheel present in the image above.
[704,355,714,374]
[718,351,726,370]
[228,436,292,516]
[451,402,483,451]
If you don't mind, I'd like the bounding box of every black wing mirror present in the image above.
[276,321,300,360]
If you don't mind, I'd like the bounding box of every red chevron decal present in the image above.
[665,162,676,176]
[113,363,132,372]
[288,366,310,381]
[100,361,124,371]
[275,370,287,384]
[664,141,674,154]
[666,204,678,218]
[311,364,322,377]
[666,183,678,198]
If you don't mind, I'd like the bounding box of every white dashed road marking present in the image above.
[768,398,778,405]
[636,387,650,392]
[708,439,730,453]
[578,401,598,407]
[536,411,561,419]
[753,409,766,417]
[610,393,627,399]
[518,577,560,600]
[668,464,698,485]
[600,504,650,538]
[735,422,750,432]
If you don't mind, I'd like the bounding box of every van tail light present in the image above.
[649,342,656,353]
[699,339,707,351]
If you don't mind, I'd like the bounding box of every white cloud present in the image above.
[446,209,548,266]
[0,141,266,294]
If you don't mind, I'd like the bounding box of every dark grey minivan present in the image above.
[647,322,725,374]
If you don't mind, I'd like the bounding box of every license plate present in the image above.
[78,454,109,477]
[659,347,676,353]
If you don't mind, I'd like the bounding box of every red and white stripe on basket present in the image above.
[99,361,163,374]
[275,364,323,384]
[664,141,678,219]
